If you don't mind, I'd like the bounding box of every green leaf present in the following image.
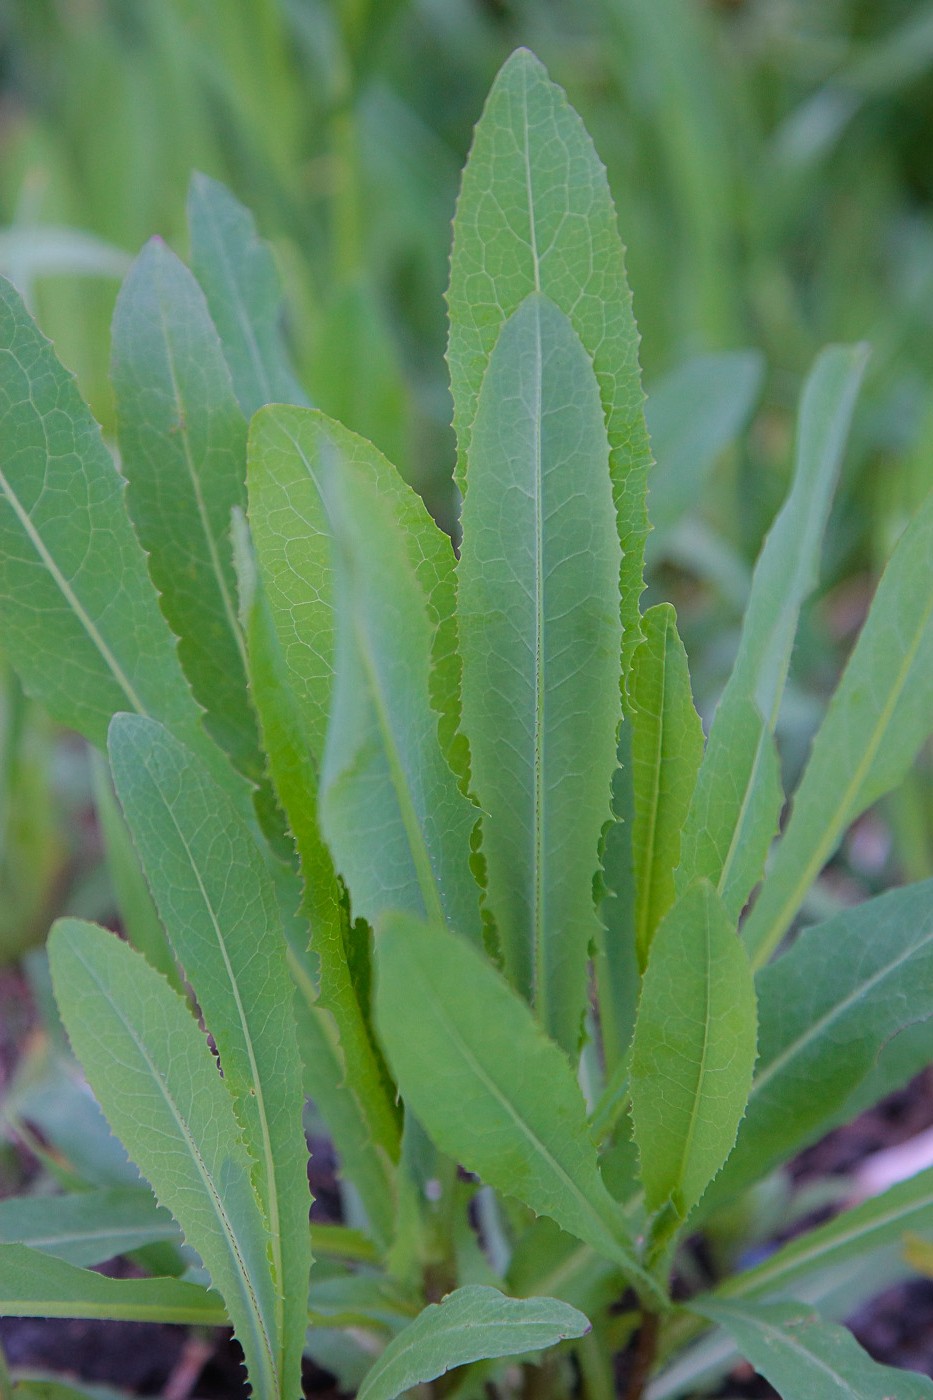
[248,405,460,771]
[111,238,262,783]
[645,350,764,547]
[317,438,480,940]
[0,1243,225,1325]
[187,173,309,417]
[356,1286,590,1400]
[458,292,621,1048]
[107,714,311,1393]
[719,1164,933,1303]
[677,346,867,922]
[744,488,933,967]
[704,878,933,1211]
[374,914,665,1307]
[448,48,650,672]
[48,921,280,1397]
[693,1298,933,1399]
[630,883,757,1221]
[0,277,213,767]
[234,520,401,1217]
[629,604,704,967]
[0,1188,179,1267]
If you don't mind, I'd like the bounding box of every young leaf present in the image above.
[630,883,757,1222]
[49,921,280,1398]
[317,442,480,941]
[248,406,460,770]
[187,173,309,416]
[0,277,215,771]
[374,914,665,1307]
[704,878,933,1211]
[677,345,867,922]
[0,1188,179,1267]
[448,48,650,671]
[356,1286,590,1400]
[111,238,262,783]
[693,1298,933,1399]
[744,488,933,966]
[0,1243,225,1325]
[629,604,704,967]
[108,714,311,1392]
[458,292,622,1048]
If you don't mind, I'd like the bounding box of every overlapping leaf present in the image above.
[0,1188,179,1267]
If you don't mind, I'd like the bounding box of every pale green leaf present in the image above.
[0,1243,225,1325]
[458,292,621,1049]
[705,878,933,1211]
[629,604,704,967]
[108,714,311,1393]
[677,346,867,922]
[694,1298,933,1399]
[0,1188,179,1267]
[744,488,933,966]
[111,238,262,782]
[48,921,280,1398]
[318,443,480,941]
[248,405,460,770]
[374,914,665,1307]
[187,173,309,417]
[630,883,757,1220]
[356,1286,590,1400]
[0,277,214,770]
[448,48,650,671]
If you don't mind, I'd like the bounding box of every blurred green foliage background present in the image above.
[0,0,932,963]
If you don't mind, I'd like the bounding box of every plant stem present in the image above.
[624,1311,659,1400]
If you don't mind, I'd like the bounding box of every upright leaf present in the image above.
[49,921,280,1399]
[318,448,480,941]
[629,604,704,967]
[744,489,933,965]
[694,1299,933,1399]
[630,883,757,1222]
[0,277,214,769]
[705,879,933,1211]
[448,48,650,671]
[374,914,665,1308]
[187,173,309,416]
[356,1286,590,1400]
[111,239,262,782]
[677,346,867,922]
[248,406,460,769]
[458,292,621,1048]
[108,715,311,1393]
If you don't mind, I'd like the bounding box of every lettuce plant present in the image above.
[0,48,932,1400]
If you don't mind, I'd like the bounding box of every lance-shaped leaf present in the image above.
[111,239,262,783]
[693,1299,933,1399]
[448,48,650,671]
[0,1188,180,1267]
[630,883,757,1222]
[233,521,400,1235]
[248,406,460,770]
[629,604,704,967]
[374,914,665,1308]
[0,277,215,770]
[704,878,933,1211]
[187,172,309,417]
[356,1286,590,1400]
[318,444,480,941]
[108,714,311,1393]
[0,1243,225,1325]
[49,921,280,1398]
[677,346,867,922]
[744,488,933,966]
[458,292,622,1051]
